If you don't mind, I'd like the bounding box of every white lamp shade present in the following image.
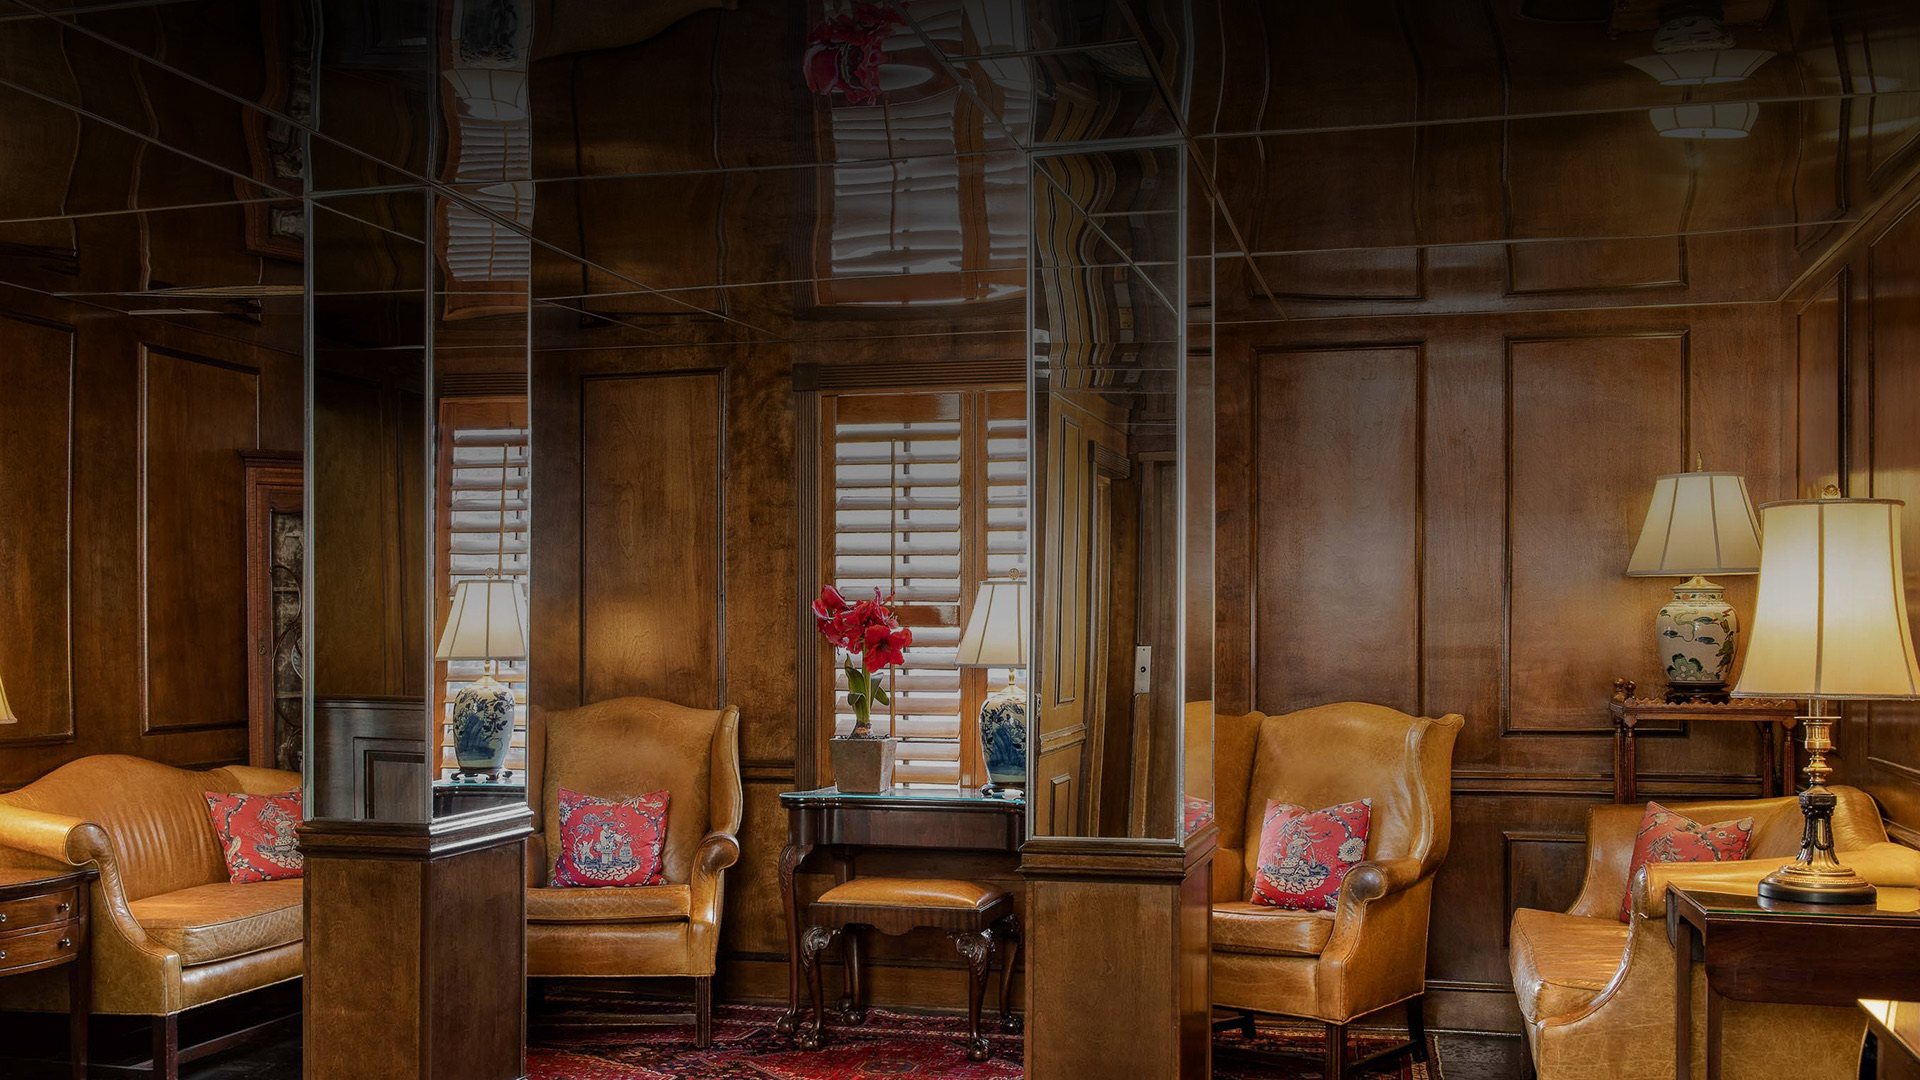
[0,675,16,724]
[956,579,1029,669]
[1731,498,1920,701]
[1627,49,1775,85]
[435,578,530,662]
[1626,471,1763,576]
[1649,102,1759,139]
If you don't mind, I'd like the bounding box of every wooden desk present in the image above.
[1667,884,1920,1080]
[1609,685,1799,803]
[0,867,96,1079]
[777,786,1025,1035]
[1862,1000,1920,1080]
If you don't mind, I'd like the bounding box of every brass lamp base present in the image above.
[1763,714,1879,905]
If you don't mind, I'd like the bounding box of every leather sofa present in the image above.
[1508,788,1920,1080]
[526,695,743,1047]
[1211,702,1464,1079]
[0,754,304,1075]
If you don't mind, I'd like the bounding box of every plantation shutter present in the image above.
[436,398,530,778]
[825,388,1027,786]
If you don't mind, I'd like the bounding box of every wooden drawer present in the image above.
[0,921,81,974]
[0,887,78,934]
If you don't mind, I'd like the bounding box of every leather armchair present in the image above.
[1509,789,1920,1080]
[525,695,743,1047]
[1212,702,1464,1080]
[0,755,303,1078]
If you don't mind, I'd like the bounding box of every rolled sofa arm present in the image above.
[0,805,113,868]
[1633,841,1920,919]
[1343,857,1425,905]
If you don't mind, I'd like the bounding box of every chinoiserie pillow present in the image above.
[1618,801,1755,921]
[1249,798,1373,911]
[204,790,305,884]
[550,787,672,888]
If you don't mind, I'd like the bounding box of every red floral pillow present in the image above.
[551,787,671,888]
[1250,798,1372,911]
[1619,802,1755,921]
[204,790,304,884]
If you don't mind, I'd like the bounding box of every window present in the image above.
[822,387,1027,785]
[435,397,530,778]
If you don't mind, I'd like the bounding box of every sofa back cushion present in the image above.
[0,756,301,902]
[540,696,724,887]
[1240,703,1462,895]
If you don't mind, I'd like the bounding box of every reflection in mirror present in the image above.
[1030,141,1199,840]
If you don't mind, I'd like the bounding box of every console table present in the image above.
[1668,884,1920,1080]
[1609,682,1800,802]
[777,786,1025,1035]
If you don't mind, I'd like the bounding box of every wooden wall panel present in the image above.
[1254,346,1421,715]
[0,315,75,746]
[1796,271,1847,498]
[141,348,259,733]
[578,371,724,709]
[1506,334,1688,733]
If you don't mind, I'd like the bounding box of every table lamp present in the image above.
[0,673,16,725]
[1731,488,1920,904]
[1626,468,1763,700]
[957,574,1028,798]
[435,570,529,780]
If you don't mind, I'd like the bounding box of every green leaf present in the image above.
[873,682,891,706]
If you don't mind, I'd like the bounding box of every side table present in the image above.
[1667,883,1920,1080]
[1609,680,1799,803]
[1862,1000,1920,1080]
[0,866,96,1079]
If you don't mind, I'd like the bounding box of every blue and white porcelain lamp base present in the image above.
[452,671,516,780]
[978,678,1027,799]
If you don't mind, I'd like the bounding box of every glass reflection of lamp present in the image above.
[957,574,1028,799]
[1731,489,1920,904]
[1625,468,1763,701]
[435,571,529,781]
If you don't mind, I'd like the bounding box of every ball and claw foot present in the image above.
[774,1010,799,1036]
[832,997,867,1026]
[965,1035,992,1062]
[796,1023,823,1051]
[999,1013,1023,1035]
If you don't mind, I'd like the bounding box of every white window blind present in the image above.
[437,399,530,778]
[826,388,1027,786]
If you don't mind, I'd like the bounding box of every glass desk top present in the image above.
[780,785,1024,809]
[1677,884,1920,919]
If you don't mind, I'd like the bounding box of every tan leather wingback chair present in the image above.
[1509,789,1920,1080]
[526,696,742,1047]
[0,755,303,1078]
[1211,703,1463,1080]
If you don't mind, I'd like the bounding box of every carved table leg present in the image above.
[775,841,812,1036]
[1759,720,1777,799]
[836,926,867,1025]
[953,929,995,1061]
[798,926,839,1051]
[995,915,1022,1034]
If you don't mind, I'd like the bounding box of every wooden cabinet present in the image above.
[242,451,303,771]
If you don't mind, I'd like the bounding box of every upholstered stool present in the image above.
[798,877,1021,1060]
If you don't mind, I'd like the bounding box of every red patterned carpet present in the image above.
[527,998,1442,1079]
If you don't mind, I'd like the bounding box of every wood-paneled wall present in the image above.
[0,287,301,790]
[1796,171,1920,843]
[1215,301,1796,1032]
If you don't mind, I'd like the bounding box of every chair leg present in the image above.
[836,926,867,1025]
[1324,1020,1346,1080]
[797,926,837,1051]
[693,976,713,1049]
[953,930,994,1062]
[1407,993,1428,1062]
[995,916,1023,1035]
[152,1014,180,1080]
[1241,1010,1257,1040]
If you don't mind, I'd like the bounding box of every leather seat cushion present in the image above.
[817,877,1007,911]
[127,879,303,966]
[1508,907,1629,1023]
[1211,902,1336,957]
[527,884,691,924]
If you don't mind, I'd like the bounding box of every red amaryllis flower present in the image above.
[861,623,912,673]
[813,585,855,647]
